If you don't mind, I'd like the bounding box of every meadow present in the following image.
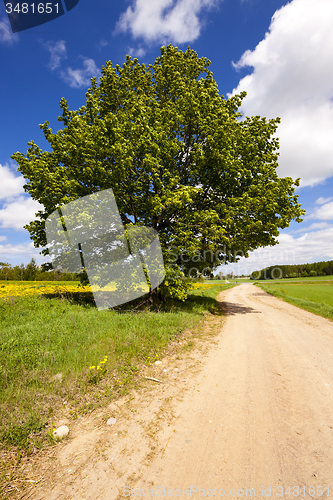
[255,277,333,320]
[0,280,232,456]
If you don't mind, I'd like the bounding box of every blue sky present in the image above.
[1,0,333,275]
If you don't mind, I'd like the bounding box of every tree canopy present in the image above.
[12,44,305,282]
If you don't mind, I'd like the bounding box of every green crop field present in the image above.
[255,280,333,320]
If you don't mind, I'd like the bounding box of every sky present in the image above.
[1,0,333,276]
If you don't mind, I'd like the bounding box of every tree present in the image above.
[0,262,11,280]
[12,265,21,280]
[11,44,305,294]
[24,258,39,281]
[19,263,25,281]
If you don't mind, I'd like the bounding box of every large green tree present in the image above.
[12,44,304,284]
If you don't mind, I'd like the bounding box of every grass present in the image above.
[0,280,234,457]
[254,280,333,321]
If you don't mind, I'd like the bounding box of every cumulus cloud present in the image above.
[310,201,333,220]
[44,39,67,70]
[220,227,333,276]
[294,222,332,233]
[60,57,100,88]
[228,0,333,187]
[0,17,19,44]
[115,0,219,44]
[0,241,50,264]
[0,164,25,200]
[42,43,98,87]
[316,197,333,205]
[127,45,147,58]
[0,196,44,230]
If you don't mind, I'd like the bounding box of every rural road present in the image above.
[135,284,333,498]
[19,284,333,500]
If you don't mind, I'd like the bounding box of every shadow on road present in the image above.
[219,301,262,316]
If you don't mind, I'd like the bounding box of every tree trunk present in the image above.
[148,288,166,303]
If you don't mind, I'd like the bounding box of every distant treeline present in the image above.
[0,258,80,281]
[251,260,333,280]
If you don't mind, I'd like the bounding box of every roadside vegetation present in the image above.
[0,258,77,282]
[254,278,333,321]
[0,280,234,462]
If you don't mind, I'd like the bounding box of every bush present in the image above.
[158,268,194,301]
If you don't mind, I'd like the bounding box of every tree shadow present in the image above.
[112,293,221,315]
[41,290,96,308]
[40,287,230,316]
[218,301,262,316]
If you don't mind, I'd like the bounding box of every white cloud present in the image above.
[0,196,44,230]
[60,57,100,88]
[116,0,219,44]
[228,0,333,187]
[0,241,51,265]
[127,46,147,58]
[220,226,333,276]
[44,40,67,70]
[0,236,7,242]
[294,222,332,233]
[310,201,333,220]
[43,43,98,87]
[0,17,18,44]
[98,39,109,50]
[0,164,25,200]
[316,197,333,205]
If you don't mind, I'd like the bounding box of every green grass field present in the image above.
[0,281,233,457]
[255,280,333,321]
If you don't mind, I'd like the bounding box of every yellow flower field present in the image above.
[0,281,93,299]
[0,280,220,300]
[191,283,218,290]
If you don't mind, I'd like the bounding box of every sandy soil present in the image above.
[8,283,333,500]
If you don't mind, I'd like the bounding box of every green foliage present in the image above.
[251,260,333,280]
[0,259,80,281]
[24,257,38,280]
[157,268,193,301]
[12,44,304,284]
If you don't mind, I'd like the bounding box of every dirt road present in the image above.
[14,284,333,500]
